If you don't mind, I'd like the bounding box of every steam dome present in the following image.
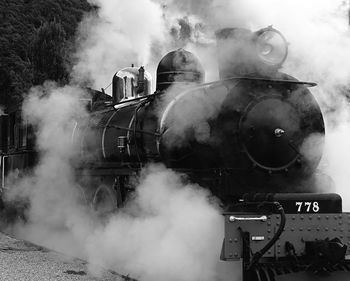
[156,48,204,91]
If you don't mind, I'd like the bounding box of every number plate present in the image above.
[278,200,340,214]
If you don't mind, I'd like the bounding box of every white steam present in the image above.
[159,83,230,147]
[72,0,166,91]
[86,164,224,281]
[6,83,94,257]
[0,106,5,116]
[4,83,227,280]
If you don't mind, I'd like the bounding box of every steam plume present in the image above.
[85,164,224,281]
[72,0,166,92]
[6,83,226,281]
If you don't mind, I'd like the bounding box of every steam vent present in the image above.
[156,48,204,91]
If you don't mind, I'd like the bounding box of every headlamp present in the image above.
[255,26,288,67]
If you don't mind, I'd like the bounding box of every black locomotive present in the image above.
[1,26,350,281]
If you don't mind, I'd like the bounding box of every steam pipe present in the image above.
[1,156,8,191]
[247,202,286,269]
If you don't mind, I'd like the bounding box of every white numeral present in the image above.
[305,202,311,212]
[296,202,302,212]
[295,201,320,213]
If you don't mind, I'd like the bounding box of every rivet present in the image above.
[292,216,296,220]
[299,228,303,231]
[317,216,321,220]
[316,228,320,231]
[234,238,238,242]
[308,228,311,231]
[229,239,233,243]
[301,216,304,220]
[229,253,233,257]
[325,227,329,231]
[291,228,294,232]
[309,216,312,220]
[326,216,329,220]
[334,216,338,220]
[234,253,238,257]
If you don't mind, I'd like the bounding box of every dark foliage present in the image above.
[31,20,67,85]
[0,0,92,108]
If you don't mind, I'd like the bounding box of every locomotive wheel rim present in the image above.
[238,94,301,172]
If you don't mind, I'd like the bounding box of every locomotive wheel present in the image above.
[92,183,119,216]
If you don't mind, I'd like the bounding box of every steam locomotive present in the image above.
[1,26,350,281]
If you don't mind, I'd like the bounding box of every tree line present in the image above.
[0,0,93,108]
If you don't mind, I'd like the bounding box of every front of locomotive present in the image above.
[158,27,350,281]
[158,27,325,196]
[213,27,350,281]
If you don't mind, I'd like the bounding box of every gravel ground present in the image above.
[0,231,123,281]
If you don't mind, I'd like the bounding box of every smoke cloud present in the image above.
[85,164,224,281]
[5,82,94,257]
[5,83,227,281]
[159,83,230,147]
[71,0,166,92]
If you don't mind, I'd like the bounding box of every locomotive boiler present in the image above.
[73,26,325,201]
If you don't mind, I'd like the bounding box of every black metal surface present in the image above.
[246,261,350,281]
[240,193,342,214]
